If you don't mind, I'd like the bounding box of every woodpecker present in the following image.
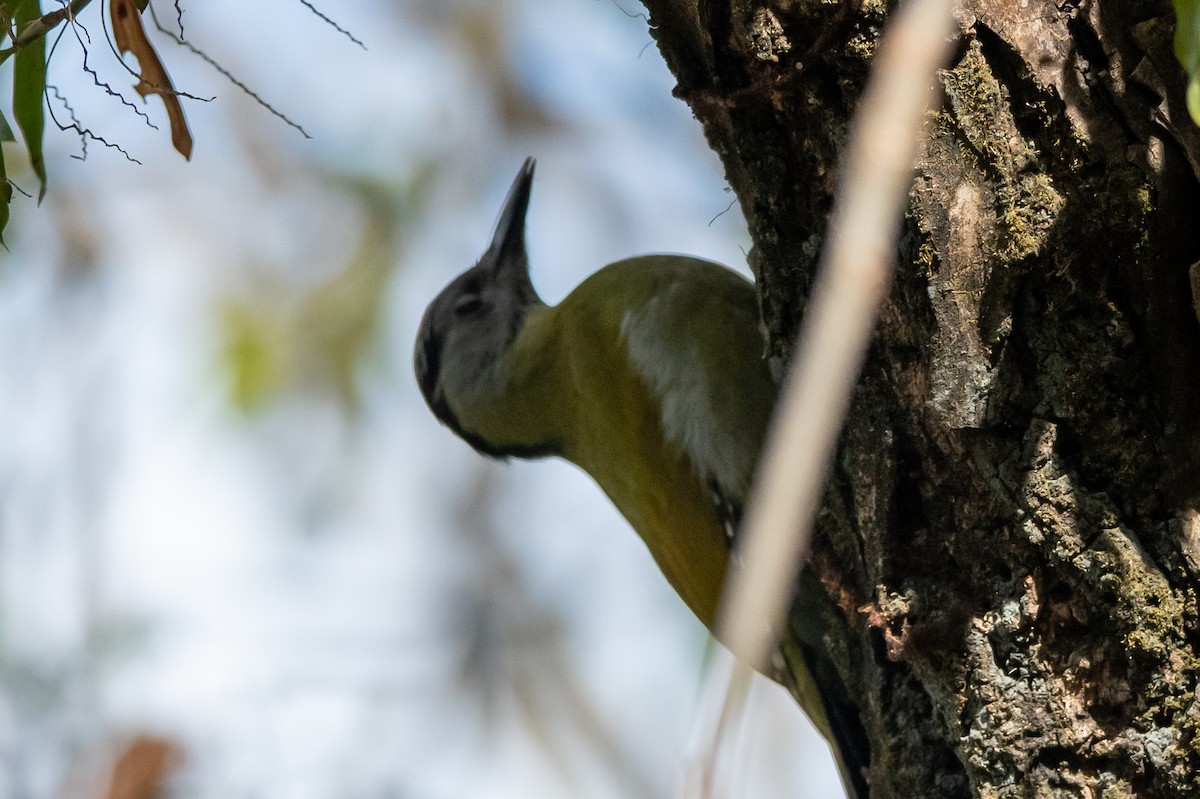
[414,159,869,798]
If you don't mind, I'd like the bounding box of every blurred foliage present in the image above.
[221,176,417,414]
[1176,0,1200,125]
[449,466,661,799]
[222,299,288,412]
[449,5,558,133]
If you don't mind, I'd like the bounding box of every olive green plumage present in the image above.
[414,158,869,798]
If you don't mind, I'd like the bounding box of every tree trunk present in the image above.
[641,0,1200,796]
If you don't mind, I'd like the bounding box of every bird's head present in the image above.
[414,158,545,455]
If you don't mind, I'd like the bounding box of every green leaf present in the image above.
[1175,0,1200,126]
[0,110,17,143]
[12,0,46,202]
[221,301,289,413]
[134,0,150,11]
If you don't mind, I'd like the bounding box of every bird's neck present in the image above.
[455,304,567,458]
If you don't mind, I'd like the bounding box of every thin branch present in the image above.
[609,0,650,23]
[719,0,955,672]
[65,7,158,130]
[12,0,92,49]
[0,0,92,63]
[149,8,311,139]
[295,0,365,50]
[693,1,957,794]
[707,195,736,226]
[696,1,955,782]
[104,3,213,102]
[42,0,141,161]
[47,83,143,163]
[717,0,957,670]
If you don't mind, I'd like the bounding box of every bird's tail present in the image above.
[778,627,872,799]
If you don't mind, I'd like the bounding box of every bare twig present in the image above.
[64,6,158,130]
[295,0,365,50]
[692,0,957,793]
[47,83,143,163]
[149,6,312,139]
[17,0,91,47]
[103,4,213,102]
[718,0,956,675]
[0,0,93,62]
[680,648,752,799]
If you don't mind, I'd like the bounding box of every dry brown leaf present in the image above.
[104,735,182,799]
[110,0,193,159]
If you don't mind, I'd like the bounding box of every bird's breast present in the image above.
[559,331,732,631]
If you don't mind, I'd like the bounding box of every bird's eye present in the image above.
[453,294,484,317]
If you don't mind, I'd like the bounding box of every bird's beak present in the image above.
[488,157,535,265]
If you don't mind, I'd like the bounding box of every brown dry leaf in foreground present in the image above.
[104,735,182,799]
[109,0,193,159]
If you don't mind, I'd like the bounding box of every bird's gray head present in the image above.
[414,158,546,457]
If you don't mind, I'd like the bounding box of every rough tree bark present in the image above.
[640,0,1200,796]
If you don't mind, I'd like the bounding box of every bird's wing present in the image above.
[616,258,873,799]
[614,256,774,510]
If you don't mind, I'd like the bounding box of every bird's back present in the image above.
[532,256,871,798]
[533,255,775,628]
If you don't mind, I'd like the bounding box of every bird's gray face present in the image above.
[414,158,543,455]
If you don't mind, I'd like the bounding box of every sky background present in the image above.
[0,1,841,796]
